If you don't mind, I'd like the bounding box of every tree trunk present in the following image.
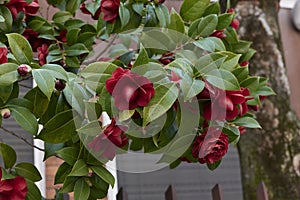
[235,1,300,199]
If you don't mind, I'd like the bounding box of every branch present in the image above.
[83,35,118,66]
[0,127,45,152]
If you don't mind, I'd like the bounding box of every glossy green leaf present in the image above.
[194,53,227,74]
[133,44,149,68]
[32,69,55,100]
[65,43,89,56]
[168,8,185,34]
[194,37,226,52]
[181,77,205,101]
[54,162,72,184]
[14,162,42,182]
[159,134,195,163]
[11,107,38,135]
[24,87,50,118]
[197,14,218,37]
[0,84,13,104]
[0,143,16,169]
[37,110,77,143]
[143,82,179,126]
[7,33,33,64]
[203,2,220,16]
[44,142,64,161]
[66,0,81,14]
[90,165,115,187]
[132,3,144,16]
[0,63,19,87]
[74,179,90,200]
[180,0,210,21]
[66,28,80,46]
[0,6,12,32]
[204,69,240,90]
[234,117,262,129]
[59,177,79,193]
[68,160,89,177]
[119,4,130,28]
[216,13,234,30]
[56,147,80,166]
[53,11,72,24]
[25,180,42,200]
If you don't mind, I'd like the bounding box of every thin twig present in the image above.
[0,127,45,152]
[83,35,118,66]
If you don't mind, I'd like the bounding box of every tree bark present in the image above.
[235,1,300,199]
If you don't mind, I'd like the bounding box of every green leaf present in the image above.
[119,109,135,122]
[204,69,240,90]
[197,14,218,37]
[79,62,118,92]
[180,0,210,21]
[6,33,33,64]
[90,165,115,187]
[65,43,89,56]
[0,6,12,32]
[68,160,89,177]
[132,3,144,16]
[24,87,50,118]
[168,8,185,34]
[181,77,205,101]
[44,142,64,161]
[37,110,77,143]
[0,84,13,104]
[66,0,80,14]
[194,53,226,74]
[119,4,130,28]
[56,147,80,166]
[14,162,42,182]
[155,5,168,27]
[222,124,240,143]
[59,177,79,193]
[54,162,72,184]
[234,117,262,128]
[165,58,193,78]
[25,180,42,200]
[207,159,221,171]
[159,134,195,163]
[11,107,38,135]
[203,2,220,16]
[219,51,241,71]
[194,37,226,52]
[66,28,80,46]
[53,11,72,24]
[74,179,90,200]
[143,82,179,126]
[0,63,19,87]
[0,143,16,168]
[133,44,149,68]
[32,69,55,100]
[216,13,234,30]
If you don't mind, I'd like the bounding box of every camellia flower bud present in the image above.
[17,64,31,77]
[1,108,11,119]
[55,80,66,91]
[154,0,165,4]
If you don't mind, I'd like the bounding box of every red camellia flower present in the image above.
[231,18,240,30]
[88,118,128,160]
[37,44,48,66]
[0,47,8,64]
[25,0,39,16]
[0,169,28,200]
[100,0,120,23]
[210,30,226,39]
[106,67,155,110]
[199,82,252,121]
[23,29,51,52]
[192,128,228,164]
[5,0,28,19]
